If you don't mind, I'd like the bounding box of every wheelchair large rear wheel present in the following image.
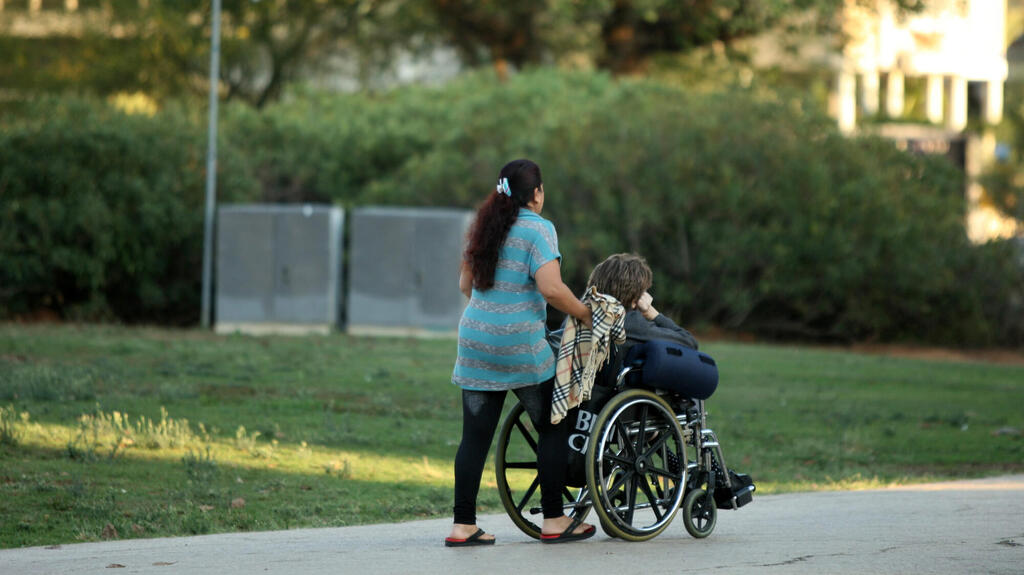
[586,389,688,542]
[495,401,590,539]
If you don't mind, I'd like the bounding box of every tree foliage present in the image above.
[0,1,426,107]
[120,0,418,107]
[4,71,1019,346]
[411,0,927,75]
[0,97,258,322]
[226,68,1019,346]
[981,82,1024,225]
[1,0,927,105]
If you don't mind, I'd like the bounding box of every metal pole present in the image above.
[201,0,222,328]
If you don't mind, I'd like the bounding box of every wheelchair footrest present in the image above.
[714,471,755,509]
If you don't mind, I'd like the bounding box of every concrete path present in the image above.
[3,475,1023,575]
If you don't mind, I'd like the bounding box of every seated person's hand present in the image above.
[636,292,659,321]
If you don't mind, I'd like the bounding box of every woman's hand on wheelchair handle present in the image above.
[581,309,593,330]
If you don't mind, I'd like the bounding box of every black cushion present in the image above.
[626,339,718,399]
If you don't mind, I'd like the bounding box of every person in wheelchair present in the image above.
[585,254,753,526]
[495,254,750,543]
[585,252,698,361]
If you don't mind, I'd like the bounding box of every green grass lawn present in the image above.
[1,323,1022,548]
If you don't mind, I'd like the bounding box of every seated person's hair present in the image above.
[586,253,652,308]
[587,252,699,351]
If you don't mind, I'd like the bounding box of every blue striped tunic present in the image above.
[452,209,561,391]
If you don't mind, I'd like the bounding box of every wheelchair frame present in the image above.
[495,359,754,542]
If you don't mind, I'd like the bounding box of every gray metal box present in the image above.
[347,206,472,336]
[216,204,343,334]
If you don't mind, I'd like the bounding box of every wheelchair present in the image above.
[495,339,754,542]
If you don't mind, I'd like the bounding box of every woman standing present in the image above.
[445,159,595,547]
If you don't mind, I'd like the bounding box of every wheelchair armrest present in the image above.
[621,342,645,368]
[625,357,645,368]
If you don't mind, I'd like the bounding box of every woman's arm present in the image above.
[535,260,592,329]
[459,261,473,299]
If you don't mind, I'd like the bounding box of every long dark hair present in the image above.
[464,159,543,291]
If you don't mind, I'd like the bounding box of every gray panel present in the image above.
[413,212,472,329]
[216,208,275,323]
[274,209,334,323]
[347,208,416,327]
[347,206,471,333]
[216,204,343,328]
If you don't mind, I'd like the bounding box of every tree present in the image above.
[137,1,422,108]
[423,0,606,78]
[980,82,1024,227]
[418,0,927,76]
[0,1,424,108]
[0,0,928,106]
[595,0,926,73]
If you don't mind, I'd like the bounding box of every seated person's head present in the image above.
[587,253,652,309]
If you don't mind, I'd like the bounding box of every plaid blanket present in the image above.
[551,287,626,424]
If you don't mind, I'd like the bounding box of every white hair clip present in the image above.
[496,178,511,197]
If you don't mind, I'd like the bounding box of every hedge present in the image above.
[1,71,1021,345]
[0,97,258,323]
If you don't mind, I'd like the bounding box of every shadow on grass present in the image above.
[0,443,469,549]
[1,390,467,463]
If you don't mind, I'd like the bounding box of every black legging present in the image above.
[453,378,570,525]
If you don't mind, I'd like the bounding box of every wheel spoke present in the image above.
[606,469,633,496]
[638,476,664,522]
[614,419,638,458]
[642,431,671,460]
[647,465,682,481]
[505,461,538,470]
[575,486,590,504]
[605,451,633,468]
[696,495,709,522]
[624,475,638,525]
[513,418,538,454]
[636,405,648,450]
[516,476,540,512]
[696,498,709,526]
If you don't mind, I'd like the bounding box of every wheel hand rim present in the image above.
[589,392,688,540]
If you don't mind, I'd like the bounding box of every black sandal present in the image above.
[540,517,596,544]
[444,528,496,547]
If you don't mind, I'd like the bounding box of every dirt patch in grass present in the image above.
[692,328,1024,366]
[846,344,1024,367]
[889,462,1024,476]
[198,384,260,399]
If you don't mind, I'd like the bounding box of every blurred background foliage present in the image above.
[1,1,1022,346]
[0,1,926,105]
[0,96,258,324]
[2,69,1022,345]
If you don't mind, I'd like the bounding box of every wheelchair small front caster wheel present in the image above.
[682,488,717,538]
